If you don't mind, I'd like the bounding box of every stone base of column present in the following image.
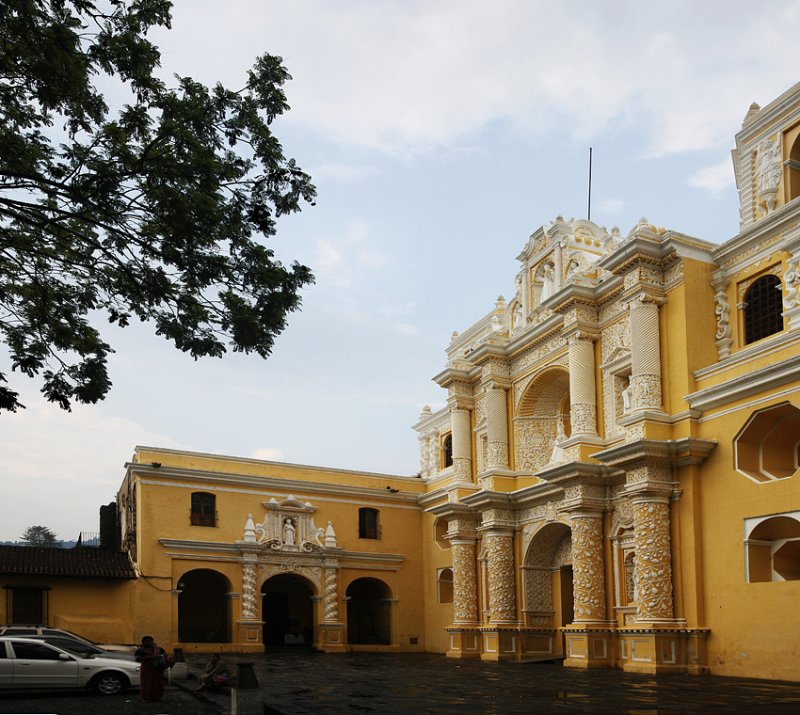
[479,626,523,662]
[235,620,264,651]
[445,627,482,659]
[317,623,348,653]
[476,467,516,492]
[617,627,710,675]
[562,625,614,669]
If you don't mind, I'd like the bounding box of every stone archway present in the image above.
[262,573,316,647]
[515,366,571,473]
[523,521,573,629]
[346,578,392,645]
[178,569,231,643]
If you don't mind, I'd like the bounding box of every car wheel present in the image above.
[92,671,128,695]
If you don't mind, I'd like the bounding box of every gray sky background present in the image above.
[2,0,799,540]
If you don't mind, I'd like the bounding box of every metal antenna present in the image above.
[587,147,593,221]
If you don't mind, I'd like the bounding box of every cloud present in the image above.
[310,163,375,181]
[251,447,286,462]
[687,159,736,194]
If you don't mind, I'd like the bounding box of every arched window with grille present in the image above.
[743,274,783,344]
[190,492,216,527]
[442,434,453,468]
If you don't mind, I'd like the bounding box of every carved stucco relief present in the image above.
[241,561,258,619]
[570,515,607,622]
[485,533,516,622]
[452,541,479,623]
[633,500,674,621]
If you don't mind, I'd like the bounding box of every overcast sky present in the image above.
[2,0,800,541]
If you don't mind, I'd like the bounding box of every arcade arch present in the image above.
[177,569,231,643]
[346,577,392,645]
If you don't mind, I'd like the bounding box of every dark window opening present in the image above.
[744,274,783,344]
[442,434,453,468]
[190,492,217,527]
[5,587,47,625]
[359,508,379,539]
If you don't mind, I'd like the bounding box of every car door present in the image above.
[9,640,79,688]
[0,641,12,686]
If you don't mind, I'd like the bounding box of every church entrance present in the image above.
[261,574,315,648]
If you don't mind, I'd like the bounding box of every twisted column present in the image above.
[485,387,509,469]
[323,566,339,623]
[568,334,597,435]
[632,498,674,621]
[241,561,258,619]
[569,513,607,623]
[451,408,473,482]
[484,531,516,623]
[451,539,479,624]
[629,297,662,411]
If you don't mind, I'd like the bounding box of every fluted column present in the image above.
[628,297,663,411]
[484,530,516,623]
[569,512,607,623]
[632,497,674,622]
[451,539,479,624]
[485,387,509,469]
[451,407,473,482]
[568,334,598,435]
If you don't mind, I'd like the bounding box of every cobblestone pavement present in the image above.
[178,651,800,715]
[0,682,219,714]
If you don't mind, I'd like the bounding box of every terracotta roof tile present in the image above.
[0,545,136,579]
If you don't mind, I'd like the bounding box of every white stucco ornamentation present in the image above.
[253,496,326,551]
[451,540,479,624]
[633,500,674,622]
[713,275,733,359]
[241,561,258,618]
[570,514,606,622]
[756,137,782,214]
[484,532,516,623]
[323,567,339,622]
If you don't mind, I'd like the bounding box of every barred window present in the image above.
[744,275,783,344]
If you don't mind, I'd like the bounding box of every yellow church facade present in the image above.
[91,82,800,683]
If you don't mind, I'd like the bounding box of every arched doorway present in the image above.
[261,574,315,648]
[523,522,573,655]
[178,569,231,643]
[346,578,392,645]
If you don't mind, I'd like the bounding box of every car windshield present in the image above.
[41,638,100,657]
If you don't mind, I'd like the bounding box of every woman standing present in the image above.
[135,635,167,702]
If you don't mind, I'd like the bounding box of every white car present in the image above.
[0,637,140,695]
[0,626,135,653]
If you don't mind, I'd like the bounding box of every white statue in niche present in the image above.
[622,380,633,415]
[548,420,567,465]
[540,263,556,301]
[283,518,296,545]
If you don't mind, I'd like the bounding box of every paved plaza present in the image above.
[179,651,800,715]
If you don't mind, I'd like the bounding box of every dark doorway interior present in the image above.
[178,569,230,642]
[346,577,391,645]
[262,574,314,647]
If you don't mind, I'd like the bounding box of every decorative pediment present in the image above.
[240,496,337,552]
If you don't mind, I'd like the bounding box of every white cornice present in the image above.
[687,355,800,412]
[737,82,800,147]
[712,201,800,271]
